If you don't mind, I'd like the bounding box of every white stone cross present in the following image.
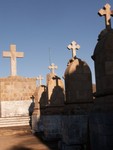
[37,75,44,86]
[98,3,113,29]
[3,44,24,76]
[48,63,58,74]
[67,41,80,58]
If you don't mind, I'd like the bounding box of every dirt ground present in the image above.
[0,133,59,150]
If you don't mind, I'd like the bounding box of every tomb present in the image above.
[43,63,65,140]
[60,41,93,150]
[90,3,113,150]
[92,3,113,96]
[32,75,48,133]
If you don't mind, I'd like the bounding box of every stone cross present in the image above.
[3,44,24,76]
[98,3,113,29]
[53,76,60,86]
[48,63,58,74]
[67,41,80,58]
[37,75,44,86]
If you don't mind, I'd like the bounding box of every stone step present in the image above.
[0,116,30,127]
[0,126,31,136]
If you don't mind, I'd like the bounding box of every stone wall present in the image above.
[1,100,32,117]
[0,76,37,117]
[0,76,36,101]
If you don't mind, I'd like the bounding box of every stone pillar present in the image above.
[92,29,113,96]
[90,28,113,150]
[60,57,93,150]
[47,73,64,106]
[43,72,65,140]
[32,85,47,133]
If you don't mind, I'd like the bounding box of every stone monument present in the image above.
[32,75,47,133]
[3,44,24,76]
[43,63,65,140]
[60,41,93,150]
[0,44,37,128]
[90,3,113,150]
[47,63,64,106]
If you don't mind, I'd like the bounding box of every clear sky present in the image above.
[0,0,112,85]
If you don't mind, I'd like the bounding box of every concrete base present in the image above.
[32,114,44,133]
[1,100,32,117]
[61,115,88,145]
[0,116,30,127]
[43,115,62,140]
[89,112,113,150]
[89,95,113,150]
[58,141,83,150]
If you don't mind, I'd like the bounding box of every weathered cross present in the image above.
[48,63,58,74]
[98,3,113,29]
[36,75,44,86]
[3,44,24,76]
[67,41,80,58]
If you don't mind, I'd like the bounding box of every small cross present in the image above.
[67,41,80,58]
[37,75,44,86]
[3,44,24,76]
[53,76,60,86]
[98,3,113,29]
[48,63,58,74]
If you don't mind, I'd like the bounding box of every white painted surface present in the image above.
[1,100,33,117]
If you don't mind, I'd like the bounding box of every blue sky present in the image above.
[0,0,112,84]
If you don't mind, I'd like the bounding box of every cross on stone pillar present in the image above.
[53,76,60,86]
[3,44,24,76]
[67,41,80,58]
[37,75,44,86]
[98,3,113,29]
[48,63,58,74]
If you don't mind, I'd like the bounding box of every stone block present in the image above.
[0,76,36,101]
[59,141,83,150]
[43,115,62,140]
[64,58,93,103]
[89,112,113,150]
[32,114,40,133]
[105,61,113,75]
[62,115,88,145]
[46,73,65,106]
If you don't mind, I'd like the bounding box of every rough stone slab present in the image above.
[43,115,62,140]
[0,76,36,101]
[89,112,113,150]
[62,115,88,145]
[58,142,83,150]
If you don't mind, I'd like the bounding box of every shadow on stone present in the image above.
[29,95,35,128]
[34,132,59,150]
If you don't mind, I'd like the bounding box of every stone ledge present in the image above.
[0,126,31,136]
